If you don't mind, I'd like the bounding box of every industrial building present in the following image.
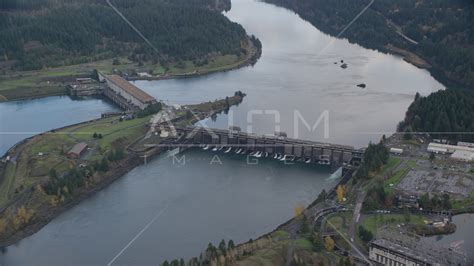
[457,141,474,148]
[67,142,88,159]
[390,147,403,155]
[427,142,474,162]
[369,237,468,266]
[99,73,157,110]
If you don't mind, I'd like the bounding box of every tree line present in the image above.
[0,0,246,70]
[356,142,389,179]
[398,89,474,142]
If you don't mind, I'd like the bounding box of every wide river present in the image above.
[0,0,445,264]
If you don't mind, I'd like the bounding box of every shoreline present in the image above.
[0,94,245,248]
[0,155,143,248]
[0,36,261,103]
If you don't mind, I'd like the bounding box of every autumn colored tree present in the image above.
[294,204,304,217]
[336,185,345,203]
[324,236,334,252]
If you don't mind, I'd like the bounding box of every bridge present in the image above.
[158,125,364,168]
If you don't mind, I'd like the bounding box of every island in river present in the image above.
[0,92,245,247]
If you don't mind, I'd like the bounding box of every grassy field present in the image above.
[0,114,151,208]
[67,116,151,149]
[380,157,401,176]
[362,214,425,234]
[0,163,17,207]
[383,160,417,192]
[452,191,474,211]
[326,212,351,232]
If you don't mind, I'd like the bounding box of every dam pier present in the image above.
[157,125,364,170]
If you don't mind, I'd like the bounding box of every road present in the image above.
[347,189,368,263]
[324,211,372,266]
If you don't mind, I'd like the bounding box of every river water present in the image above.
[0,96,119,156]
[0,0,446,264]
[425,213,474,259]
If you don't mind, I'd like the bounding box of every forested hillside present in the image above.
[399,89,474,142]
[0,0,248,71]
[264,0,474,88]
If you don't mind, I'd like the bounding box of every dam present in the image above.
[157,125,364,168]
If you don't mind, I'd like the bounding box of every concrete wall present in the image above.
[176,127,362,167]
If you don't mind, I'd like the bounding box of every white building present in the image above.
[451,150,474,162]
[427,144,448,154]
[458,141,474,148]
[137,72,152,78]
[390,148,403,155]
[427,142,474,162]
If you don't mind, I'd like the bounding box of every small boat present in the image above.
[202,145,209,150]
[280,155,287,161]
[305,158,311,164]
[235,148,242,154]
[212,147,219,152]
[273,154,278,159]
[264,152,269,157]
[224,147,232,153]
[255,151,262,158]
[218,147,225,151]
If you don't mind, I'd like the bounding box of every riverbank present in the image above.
[0,93,245,248]
[0,36,261,102]
[385,44,431,69]
[263,0,471,90]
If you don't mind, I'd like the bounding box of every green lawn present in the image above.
[384,166,410,191]
[452,191,474,211]
[380,157,401,176]
[66,116,150,151]
[326,212,351,232]
[0,114,151,207]
[271,230,290,239]
[0,163,17,207]
[362,214,425,234]
[294,238,313,250]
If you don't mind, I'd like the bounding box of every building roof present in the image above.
[371,238,431,263]
[428,142,474,153]
[68,142,88,155]
[451,150,474,161]
[458,141,474,148]
[390,147,403,152]
[105,75,156,104]
[371,236,468,265]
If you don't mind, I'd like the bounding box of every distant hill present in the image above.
[0,0,247,71]
[264,0,474,88]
